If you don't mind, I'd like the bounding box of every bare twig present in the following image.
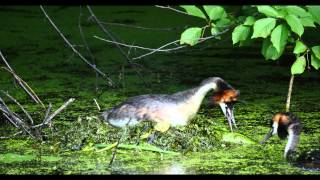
[86,6,149,87]
[32,98,75,128]
[40,5,115,87]
[0,51,45,108]
[0,96,35,138]
[0,96,26,127]
[99,21,183,31]
[93,98,100,111]
[133,28,230,60]
[41,103,52,128]
[1,90,34,126]
[94,27,229,61]
[155,5,189,15]
[0,131,23,139]
[78,6,99,92]
[2,113,18,128]
[94,35,185,53]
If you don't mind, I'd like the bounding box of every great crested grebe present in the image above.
[102,77,240,137]
[260,112,320,170]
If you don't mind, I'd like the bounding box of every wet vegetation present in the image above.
[0,6,320,174]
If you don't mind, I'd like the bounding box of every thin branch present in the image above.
[78,6,99,92]
[32,98,75,128]
[41,103,52,128]
[0,96,26,127]
[99,21,183,31]
[1,90,34,126]
[2,113,18,128]
[40,5,115,87]
[132,28,230,60]
[155,5,189,15]
[93,98,100,111]
[0,131,23,139]
[0,51,45,108]
[93,35,180,52]
[86,6,149,87]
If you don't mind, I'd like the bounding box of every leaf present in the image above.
[216,18,232,28]
[291,56,306,74]
[154,121,171,132]
[251,18,276,38]
[285,6,310,18]
[261,38,284,60]
[180,5,206,19]
[222,132,257,145]
[95,143,179,155]
[311,46,320,59]
[232,25,250,44]
[285,14,304,37]
[293,40,307,54]
[203,6,226,20]
[300,16,316,27]
[270,24,288,53]
[0,153,36,163]
[257,6,281,18]
[311,54,320,70]
[306,6,320,25]
[211,27,221,39]
[243,16,255,26]
[180,27,202,46]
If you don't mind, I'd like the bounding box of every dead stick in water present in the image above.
[33,98,75,128]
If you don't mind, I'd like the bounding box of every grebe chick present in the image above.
[260,112,320,170]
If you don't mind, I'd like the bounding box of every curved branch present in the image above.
[40,5,115,87]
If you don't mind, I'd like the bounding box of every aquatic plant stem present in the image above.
[286,75,294,112]
[108,126,128,167]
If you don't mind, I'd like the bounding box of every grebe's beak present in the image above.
[219,102,236,132]
[260,128,273,144]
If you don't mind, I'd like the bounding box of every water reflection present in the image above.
[154,163,188,174]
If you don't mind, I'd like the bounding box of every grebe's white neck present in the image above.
[284,127,300,158]
[195,82,217,100]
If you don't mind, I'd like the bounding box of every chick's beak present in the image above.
[219,102,236,132]
[260,128,273,144]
